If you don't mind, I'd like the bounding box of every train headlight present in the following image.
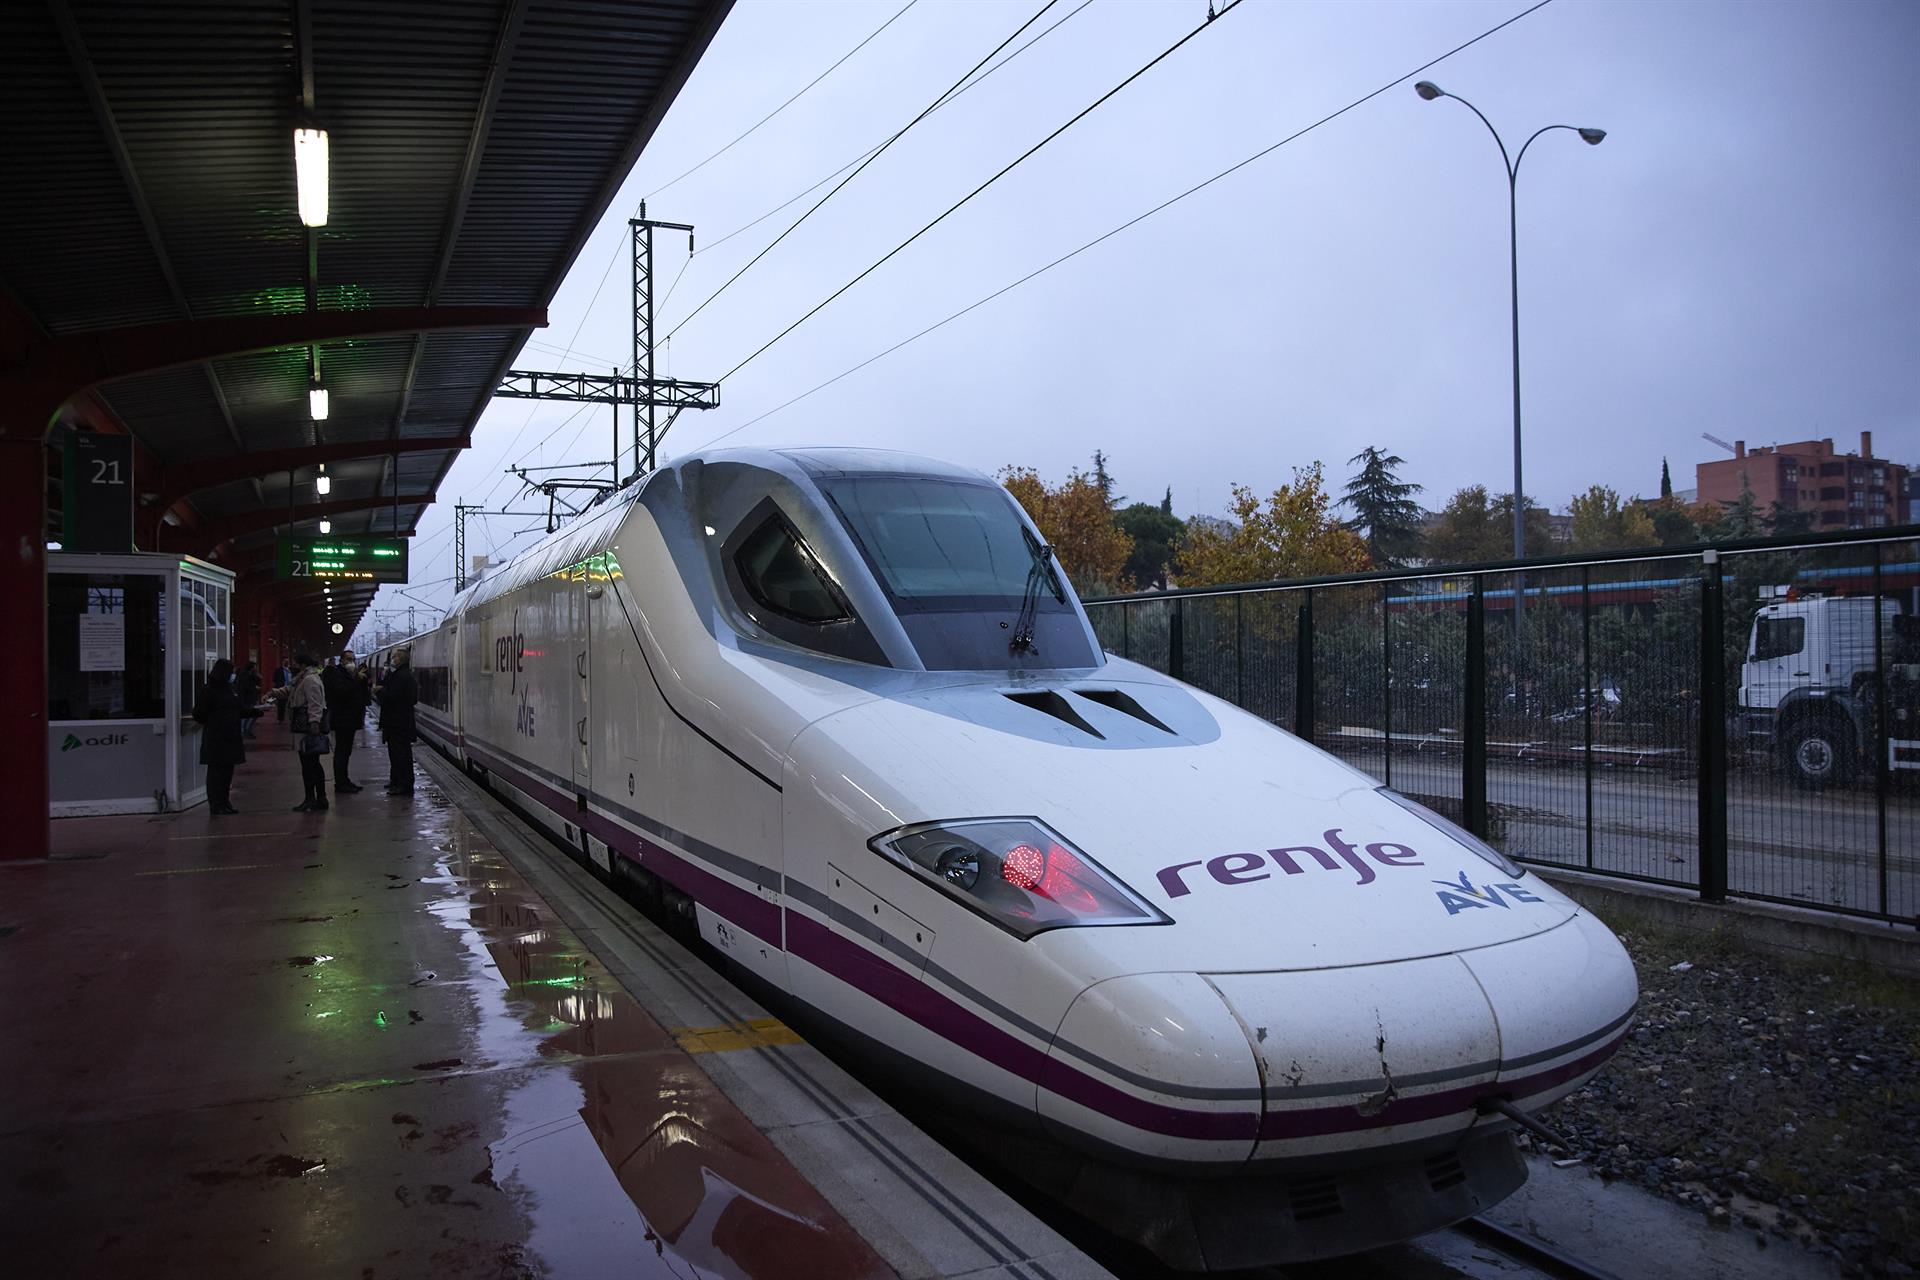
[870,818,1169,940]
[1379,787,1524,878]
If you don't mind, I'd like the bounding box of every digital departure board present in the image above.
[274,537,409,583]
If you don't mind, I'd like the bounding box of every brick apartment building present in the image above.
[1696,431,1911,530]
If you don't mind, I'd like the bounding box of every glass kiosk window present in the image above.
[178,576,230,712]
[48,573,165,720]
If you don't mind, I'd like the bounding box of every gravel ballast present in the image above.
[1542,916,1920,1278]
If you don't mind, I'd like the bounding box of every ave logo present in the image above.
[1433,870,1545,916]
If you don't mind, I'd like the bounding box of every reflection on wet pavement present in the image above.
[384,781,890,1278]
[4,738,890,1279]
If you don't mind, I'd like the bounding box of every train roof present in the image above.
[448,445,1001,617]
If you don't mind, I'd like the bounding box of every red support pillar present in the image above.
[1,433,50,860]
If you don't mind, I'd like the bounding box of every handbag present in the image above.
[302,732,333,756]
[290,704,332,734]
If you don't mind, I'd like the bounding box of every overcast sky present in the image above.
[365,0,1919,632]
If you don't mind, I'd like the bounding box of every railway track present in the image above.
[1449,1216,1624,1280]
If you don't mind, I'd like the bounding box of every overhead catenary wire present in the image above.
[538,0,1089,481]
[468,2,921,507]
[667,0,1061,340]
[688,0,1559,454]
[688,0,1097,267]
[642,0,920,203]
[709,0,1248,387]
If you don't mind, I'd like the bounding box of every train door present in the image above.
[572,565,594,793]
[446,622,460,757]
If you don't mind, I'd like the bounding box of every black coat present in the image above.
[322,665,369,727]
[193,681,248,766]
[379,667,418,742]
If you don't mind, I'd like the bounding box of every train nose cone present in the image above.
[1456,908,1639,1112]
[1211,953,1503,1160]
[1040,915,1636,1167]
[1040,973,1264,1165]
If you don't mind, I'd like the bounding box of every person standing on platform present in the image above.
[289,654,331,812]
[236,661,262,739]
[192,658,260,816]
[274,661,292,722]
[378,646,418,797]
[322,650,369,794]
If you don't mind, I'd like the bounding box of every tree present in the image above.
[1340,446,1425,568]
[1711,473,1766,541]
[1568,484,1657,552]
[1659,458,1673,500]
[1489,492,1554,558]
[1424,485,1503,565]
[1422,486,1549,565]
[1160,486,1173,517]
[1643,497,1702,546]
[1177,463,1369,587]
[1116,503,1185,590]
[998,465,1133,591]
[1090,450,1119,509]
[1768,501,1815,538]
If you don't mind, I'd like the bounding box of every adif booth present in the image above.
[48,552,235,815]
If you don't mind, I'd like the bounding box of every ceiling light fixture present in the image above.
[295,126,329,227]
[319,518,332,534]
[316,464,331,495]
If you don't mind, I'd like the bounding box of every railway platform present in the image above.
[1,728,1107,1280]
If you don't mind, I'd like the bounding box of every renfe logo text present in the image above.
[1156,829,1421,898]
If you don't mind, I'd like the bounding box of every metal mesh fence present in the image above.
[1384,577,1466,824]
[1087,530,1919,926]
[1314,583,1385,782]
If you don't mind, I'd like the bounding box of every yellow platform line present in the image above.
[670,1017,803,1055]
[135,863,272,877]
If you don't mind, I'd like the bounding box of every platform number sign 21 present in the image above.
[62,432,134,554]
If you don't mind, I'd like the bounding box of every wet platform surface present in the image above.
[4,731,1097,1278]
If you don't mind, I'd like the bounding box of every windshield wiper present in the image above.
[1011,533,1058,656]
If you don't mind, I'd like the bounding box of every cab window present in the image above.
[1753,616,1804,661]
[734,513,849,624]
[722,501,887,665]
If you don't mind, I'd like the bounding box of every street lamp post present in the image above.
[1415,81,1604,564]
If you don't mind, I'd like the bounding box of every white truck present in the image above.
[1739,595,1920,788]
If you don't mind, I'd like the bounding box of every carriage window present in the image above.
[735,513,850,624]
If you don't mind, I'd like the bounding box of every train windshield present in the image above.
[821,477,1066,614]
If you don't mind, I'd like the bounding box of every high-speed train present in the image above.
[370,447,1637,1270]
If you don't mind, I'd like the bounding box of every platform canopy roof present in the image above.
[0,0,732,643]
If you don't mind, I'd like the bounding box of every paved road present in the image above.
[1324,743,1918,921]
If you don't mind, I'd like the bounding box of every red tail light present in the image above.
[1002,843,1045,890]
[871,818,1169,940]
[1037,843,1100,915]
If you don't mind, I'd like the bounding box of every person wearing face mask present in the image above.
[321,649,370,794]
[376,645,418,796]
[290,653,331,812]
[191,658,262,816]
